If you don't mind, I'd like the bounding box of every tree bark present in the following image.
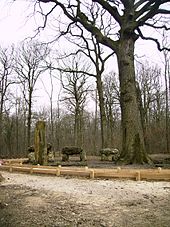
[117,35,151,164]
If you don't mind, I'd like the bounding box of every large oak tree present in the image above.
[34,0,170,164]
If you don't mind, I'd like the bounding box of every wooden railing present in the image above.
[0,161,170,181]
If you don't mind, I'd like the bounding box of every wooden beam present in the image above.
[0,163,170,181]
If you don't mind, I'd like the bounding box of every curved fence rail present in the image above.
[0,160,170,181]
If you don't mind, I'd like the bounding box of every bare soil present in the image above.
[0,170,170,227]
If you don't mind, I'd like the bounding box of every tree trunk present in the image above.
[96,74,108,148]
[117,36,151,164]
[108,105,115,148]
[0,113,3,156]
[164,53,170,153]
[74,106,83,147]
[0,95,4,156]
[27,88,33,148]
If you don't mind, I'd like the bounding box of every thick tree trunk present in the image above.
[117,36,151,164]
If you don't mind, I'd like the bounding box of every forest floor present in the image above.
[0,154,170,227]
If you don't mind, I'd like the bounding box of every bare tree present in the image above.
[0,46,15,156]
[137,62,168,153]
[103,71,120,148]
[162,32,170,153]
[41,64,55,147]
[14,40,49,148]
[60,54,91,147]
[137,63,162,128]
[14,97,27,156]
[58,19,114,149]
[35,0,170,163]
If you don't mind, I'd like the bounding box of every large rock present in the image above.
[62,146,86,162]
[99,148,120,161]
[48,151,55,162]
[47,143,54,162]
[28,151,36,164]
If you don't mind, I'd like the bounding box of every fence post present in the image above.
[90,170,94,179]
[136,171,141,181]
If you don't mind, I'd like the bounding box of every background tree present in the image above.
[0,46,15,157]
[137,61,168,153]
[14,97,27,156]
[103,71,121,148]
[40,64,63,151]
[14,41,49,148]
[162,32,170,153]
[137,63,162,148]
[60,54,91,147]
[59,17,114,149]
[37,0,170,164]
[41,61,55,148]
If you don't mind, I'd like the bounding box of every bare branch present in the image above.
[157,9,170,14]
[92,0,122,25]
[144,22,170,31]
[137,28,170,51]
[38,0,118,51]
[136,0,170,26]
[35,4,58,34]
[49,65,96,78]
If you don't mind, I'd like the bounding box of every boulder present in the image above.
[99,148,120,161]
[28,152,36,164]
[48,151,55,162]
[62,146,86,162]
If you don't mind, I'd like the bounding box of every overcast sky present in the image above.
[0,1,34,44]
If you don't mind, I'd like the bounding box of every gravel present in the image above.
[0,171,170,227]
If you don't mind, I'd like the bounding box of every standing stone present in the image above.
[34,121,47,165]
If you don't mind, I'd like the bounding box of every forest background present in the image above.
[0,0,169,160]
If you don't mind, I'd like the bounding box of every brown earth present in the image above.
[0,169,170,227]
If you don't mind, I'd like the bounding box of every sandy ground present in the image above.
[0,171,170,227]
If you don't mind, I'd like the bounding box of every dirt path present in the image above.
[0,171,170,227]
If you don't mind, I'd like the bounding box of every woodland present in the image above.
[0,0,170,164]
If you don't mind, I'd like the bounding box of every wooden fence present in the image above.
[0,160,170,181]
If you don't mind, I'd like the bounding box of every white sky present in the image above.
[0,0,168,112]
[0,1,35,44]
